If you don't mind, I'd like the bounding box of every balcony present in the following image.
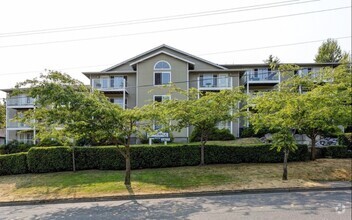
[8,139,33,144]
[198,76,232,90]
[7,121,32,129]
[242,71,280,84]
[92,77,127,92]
[7,97,35,108]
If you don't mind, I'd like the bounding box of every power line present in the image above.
[0,35,350,77]
[0,0,317,38]
[0,6,349,49]
[199,36,352,56]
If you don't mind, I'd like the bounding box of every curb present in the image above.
[0,185,351,207]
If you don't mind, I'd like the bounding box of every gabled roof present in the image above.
[102,44,226,72]
[129,51,195,66]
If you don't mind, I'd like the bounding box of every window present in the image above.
[154,95,171,102]
[154,72,171,85]
[154,61,171,70]
[154,61,171,85]
[110,76,127,88]
[110,97,127,109]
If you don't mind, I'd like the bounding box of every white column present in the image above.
[5,96,8,144]
[123,79,126,110]
[197,76,200,99]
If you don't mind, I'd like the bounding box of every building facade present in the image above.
[1,45,337,144]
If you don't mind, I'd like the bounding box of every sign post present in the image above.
[148,132,170,145]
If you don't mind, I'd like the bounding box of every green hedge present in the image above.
[74,146,124,170]
[1,144,310,175]
[27,147,73,173]
[0,152,28,175]
[74,145,200,170]
[323,145,352,158]
[205,144,308,164]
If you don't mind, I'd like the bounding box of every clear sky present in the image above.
[0,0,351,99]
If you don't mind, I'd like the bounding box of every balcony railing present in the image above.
[8,139,33,144]
[242,71,280,84]
[7,97,35,107]
[92,78,126,91]
[198,76,232,90]
[7,121,32,129]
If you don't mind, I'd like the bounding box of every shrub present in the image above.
[74,145,200,170]
[323,145,352,158]
[27,147,73,173]
[205,144,308,164]
[0,140,33,154]
[338,133,352,149]
[130,145,200,169]
[36,138,63,147]
[190,127,235,142]
[0,152,28,175]
[240,125,271,138]
[74,146,124,170]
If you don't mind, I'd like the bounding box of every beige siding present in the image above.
[137,53,188,139]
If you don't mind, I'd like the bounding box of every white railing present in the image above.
[92,77,126,91]
[9,139,33,144]
[7,121,32,129]
[7,97,35,107]
[242,71,280,83]
[197,76,232,90]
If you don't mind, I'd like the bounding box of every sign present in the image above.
[160,138,171,142]
[148,132,169,138]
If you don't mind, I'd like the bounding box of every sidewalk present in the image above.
[0,181,350,207]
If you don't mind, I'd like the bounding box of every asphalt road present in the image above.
[0,190,351,220]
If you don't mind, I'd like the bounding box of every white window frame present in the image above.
[153,95,171,102]
[154,60,171,86]
[154,60,171,70]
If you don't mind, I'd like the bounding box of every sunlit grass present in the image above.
[0,159,350,202]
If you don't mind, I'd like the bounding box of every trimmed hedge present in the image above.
[0,144,311,175]
[205,144,308,164]
[322,145,352,158]
[74,146,124,170]
[0,152,28,175]
[74,145,200,170]
[27,147,73,173]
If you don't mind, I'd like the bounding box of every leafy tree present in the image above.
[271,130,297,180]
[314,38,350,63]
[264,54,280,70]
[250,64,351,163]
[0,101,5,128]
[249,88,300,179]
[158,87,245,165]
[14,71,153,185]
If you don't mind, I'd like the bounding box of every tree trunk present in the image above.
[200,143,205,166]
[124,146,131,185]
[72,146,76,172]
[282,149,289,180]
[310,136,317,161]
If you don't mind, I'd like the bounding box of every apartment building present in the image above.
[2,91,35,144]
[1,44,337,144]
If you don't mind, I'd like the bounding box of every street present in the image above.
[0,190,351,220]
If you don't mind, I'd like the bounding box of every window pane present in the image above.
[155,61,170,70]
[162,73,170,84]
[154,96,162,102]
[155,73,162,85]
[162,96,170,101]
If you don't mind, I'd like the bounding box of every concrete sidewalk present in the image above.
[0,181,350,207]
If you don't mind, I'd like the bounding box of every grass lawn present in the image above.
[0,159,350,202]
